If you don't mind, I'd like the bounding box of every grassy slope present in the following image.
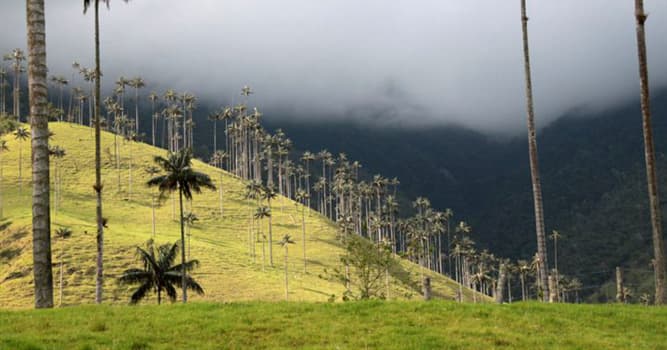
[0,122,476,308]
[1,301,666,349]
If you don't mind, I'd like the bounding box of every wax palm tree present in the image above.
[54,227,72,307]
[519,0,549,301]
[14,127,29,189]
[148,91,159,146]
[184,212,198,260]
[254,206,271,270]
[280,234,296,300]
[84,0,129,303]
[0,68,7,114]
[301,151,316,208]
[26,0,53,308]
[0,140,7,218]
[634,0,665,305]
[49,146,66,218]
[549,230,562,296]
[208,110,221,154]
[295,190,309,273]
[49,76,68,113]
[262,185,278,266]
[145,166,160,237]
[128,77,145,133]
[147,148,215,303]
[3,48,26,120]
[125,130,138,199]
[118,240,204,304]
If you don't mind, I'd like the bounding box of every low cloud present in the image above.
[1,1,666,133]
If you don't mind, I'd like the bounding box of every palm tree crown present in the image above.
[147,148,216,200]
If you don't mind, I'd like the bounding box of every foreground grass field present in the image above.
[0,122,478,308]
[1,301,665,349]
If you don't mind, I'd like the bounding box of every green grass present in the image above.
[0,122,478,308]
[0,301,665,349]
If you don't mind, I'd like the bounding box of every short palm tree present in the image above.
[14,127,30,189]
[280,234,296,300]
[147,148,215,303]
[118,240,204,305]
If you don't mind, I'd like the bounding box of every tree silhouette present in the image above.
[147,148,215,303]
[119,240,204,304]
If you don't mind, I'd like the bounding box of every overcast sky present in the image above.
[1,1,666,132]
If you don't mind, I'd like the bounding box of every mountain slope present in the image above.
[255,90,667,301]
[0,122,475,308]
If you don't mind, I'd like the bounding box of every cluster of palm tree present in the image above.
[15,0,666,308]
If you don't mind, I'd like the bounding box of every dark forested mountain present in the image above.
[252,89,667,301]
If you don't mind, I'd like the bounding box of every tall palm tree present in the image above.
[519,0,549,301]
[148,91,158,146]
[0,67,7,114]
[262,185,277,266]
[147,148,215,303]
[27,0,53,309]
[280,234,295,300]
[84,0,129,304]
[296,190,309,273]
[119,240,204,304]
[254,206,271,270]
[634,0,665,305]
[129,76,145,134]
[49,145,66,218]
[145,165,160,237]
[549,230,561,296]
[3,48,26,120]
[54,227,72,307]
[208,110,221,155]
[0,140,7,218]
[301,151,315,208]
[14,127,30,189]
[184,212,198,260]
[517,259,530,301]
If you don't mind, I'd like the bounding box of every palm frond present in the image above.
[129,282,152,304]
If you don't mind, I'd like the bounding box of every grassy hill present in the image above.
[0,122,475,308]
[1,301,666,349]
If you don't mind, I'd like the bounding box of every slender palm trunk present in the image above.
[268,198,273,266]
[0,156,3,218]
[151,193,156,237]
[218,172,223,218]
[27,0,53,308]
[635,0,666,305]
[179,188,187,303]
[18,142,22,189]
[213,121,217,154]
[302,207,307,273]
[134,87,139,133]
[520,273,526,300]
[59,256,63,307]
[284,246,289,300]
[520,0,549,301]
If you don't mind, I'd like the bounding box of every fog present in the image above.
[1,1,666,132]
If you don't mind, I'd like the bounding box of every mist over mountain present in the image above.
[2,1,667,133]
